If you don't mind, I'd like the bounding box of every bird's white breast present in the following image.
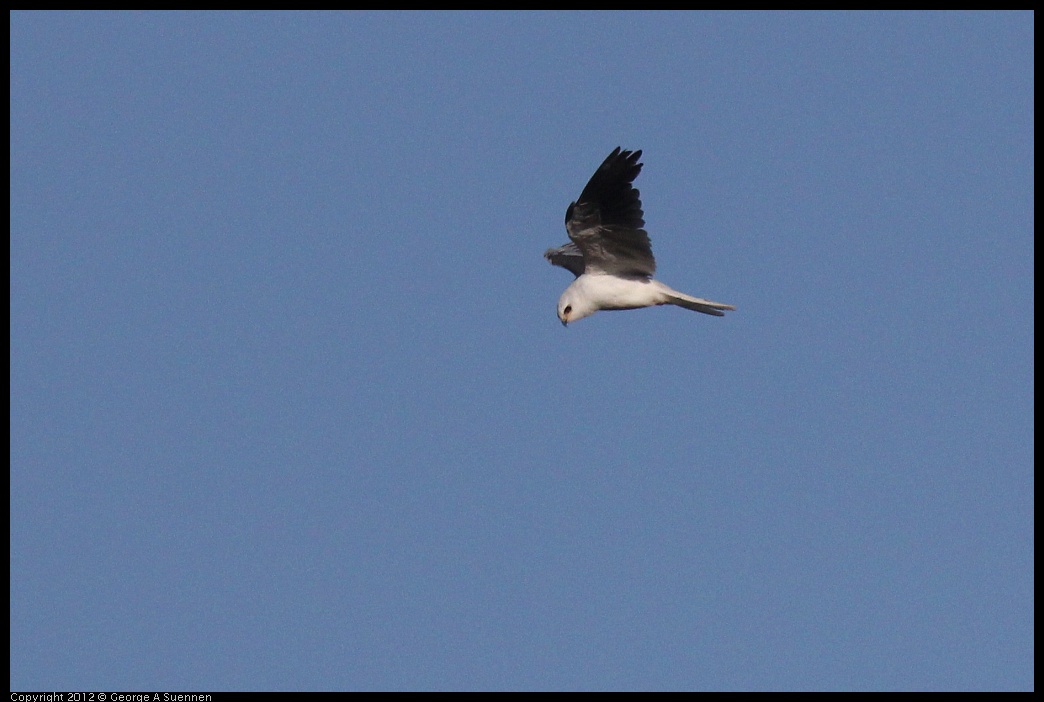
[573,273,668,310]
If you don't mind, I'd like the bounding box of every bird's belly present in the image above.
[581,274,664,310]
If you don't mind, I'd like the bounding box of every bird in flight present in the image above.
[545,147,735,326]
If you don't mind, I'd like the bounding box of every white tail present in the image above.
[664,291,736,317]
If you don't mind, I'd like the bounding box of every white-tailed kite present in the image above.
[545,147,735,326]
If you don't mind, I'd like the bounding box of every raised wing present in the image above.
[565,147,656,277]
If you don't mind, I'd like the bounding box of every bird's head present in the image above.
[557,289,596,327]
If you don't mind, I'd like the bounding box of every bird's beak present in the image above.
[560,318,568,327]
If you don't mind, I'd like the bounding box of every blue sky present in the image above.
[10,11,1033,691]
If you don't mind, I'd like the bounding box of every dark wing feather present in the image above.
[564,147,656,277]
[544,242,585,277]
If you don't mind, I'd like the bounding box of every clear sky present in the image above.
[10,11,1033,692]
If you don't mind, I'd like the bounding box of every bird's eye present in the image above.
[564,306,572,315]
